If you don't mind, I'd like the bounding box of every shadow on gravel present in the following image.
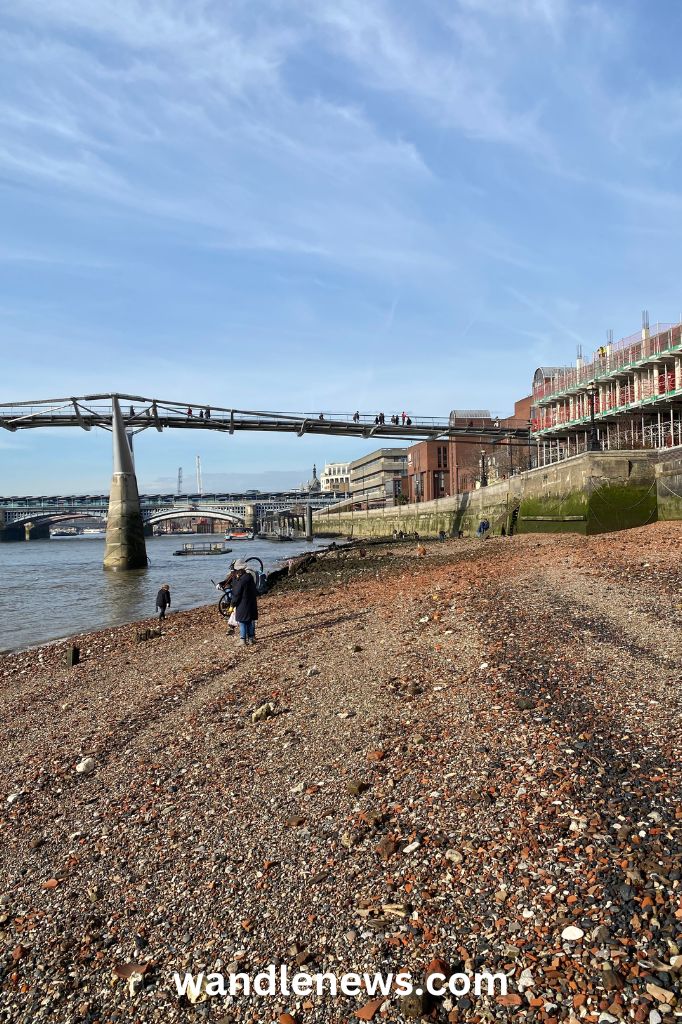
[260,609,369,641]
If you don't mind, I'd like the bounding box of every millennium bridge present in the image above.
[0,393,529,441]
[0,393,529,569]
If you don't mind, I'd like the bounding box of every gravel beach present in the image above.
[0,527,680,1024]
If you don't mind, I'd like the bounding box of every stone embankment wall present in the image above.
[314,450,661,538]
[656,450,682,521]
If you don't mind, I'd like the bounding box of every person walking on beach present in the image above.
[230,559,258,646]
[156,583,171,620]
[476,518,490,539]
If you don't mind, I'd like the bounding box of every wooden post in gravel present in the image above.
[103,397,148,571]
[65,645,80,667]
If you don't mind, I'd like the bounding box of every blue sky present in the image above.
[2,0,682,492]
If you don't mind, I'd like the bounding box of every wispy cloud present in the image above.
[507,287,588,348]
[2,1,682,489]
[308,0,552,155]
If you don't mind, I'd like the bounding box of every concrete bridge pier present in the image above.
[24,522,50,541]
[0,515,49,542]
[103,398,148,571]
[243,503,256,529]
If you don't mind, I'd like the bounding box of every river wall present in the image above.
[314,450,662,538]
[655,450,682,521]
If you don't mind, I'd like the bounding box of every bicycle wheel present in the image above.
[218,593,231,617]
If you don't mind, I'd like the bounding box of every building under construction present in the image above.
[532,313,682,465]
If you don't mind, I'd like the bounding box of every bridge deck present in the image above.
[0,394,530,440]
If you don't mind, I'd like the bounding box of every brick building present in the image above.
[404,440,450,503]
[403,399,533,499]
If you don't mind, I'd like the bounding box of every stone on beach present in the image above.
[0,525,681,1024]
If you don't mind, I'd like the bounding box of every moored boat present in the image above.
[174,542,233,556]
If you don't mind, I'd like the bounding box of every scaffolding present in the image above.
[531,314,682,466]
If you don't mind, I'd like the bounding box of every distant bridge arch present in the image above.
[5,510,107,529]
[145,508,244,527]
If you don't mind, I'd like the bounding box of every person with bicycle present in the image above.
[216,568,239,634]
[230,560,259,646]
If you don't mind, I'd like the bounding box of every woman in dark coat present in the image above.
[230,560,258,645]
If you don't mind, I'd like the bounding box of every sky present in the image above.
[2,0,682,492]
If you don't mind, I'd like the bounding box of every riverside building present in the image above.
[404,400,532,500]
[319,462,350,493]
[349,449,408,506]
[531,314,682,466]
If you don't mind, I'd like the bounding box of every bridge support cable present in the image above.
[152,401,162,432]
[70,398,92,431]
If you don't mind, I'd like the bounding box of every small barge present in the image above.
[173,542,233,557]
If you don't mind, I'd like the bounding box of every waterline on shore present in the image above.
[0,533,332,653]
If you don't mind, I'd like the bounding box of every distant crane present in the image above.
[177,467,183,495]
[195,455,203,496]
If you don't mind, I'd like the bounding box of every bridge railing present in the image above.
[0,394,453,428]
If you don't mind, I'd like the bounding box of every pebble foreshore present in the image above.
[0,527,680,1024]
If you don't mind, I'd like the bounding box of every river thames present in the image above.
[0,533,332,652]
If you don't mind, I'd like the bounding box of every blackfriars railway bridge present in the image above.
[0,393,529,569]
[0,492,341,542]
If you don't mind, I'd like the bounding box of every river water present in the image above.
[0,534,332,652]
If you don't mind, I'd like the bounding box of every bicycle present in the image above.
[212,557,265,617]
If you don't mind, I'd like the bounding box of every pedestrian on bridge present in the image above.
[353,411,360,423]
[156,583,171,621]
